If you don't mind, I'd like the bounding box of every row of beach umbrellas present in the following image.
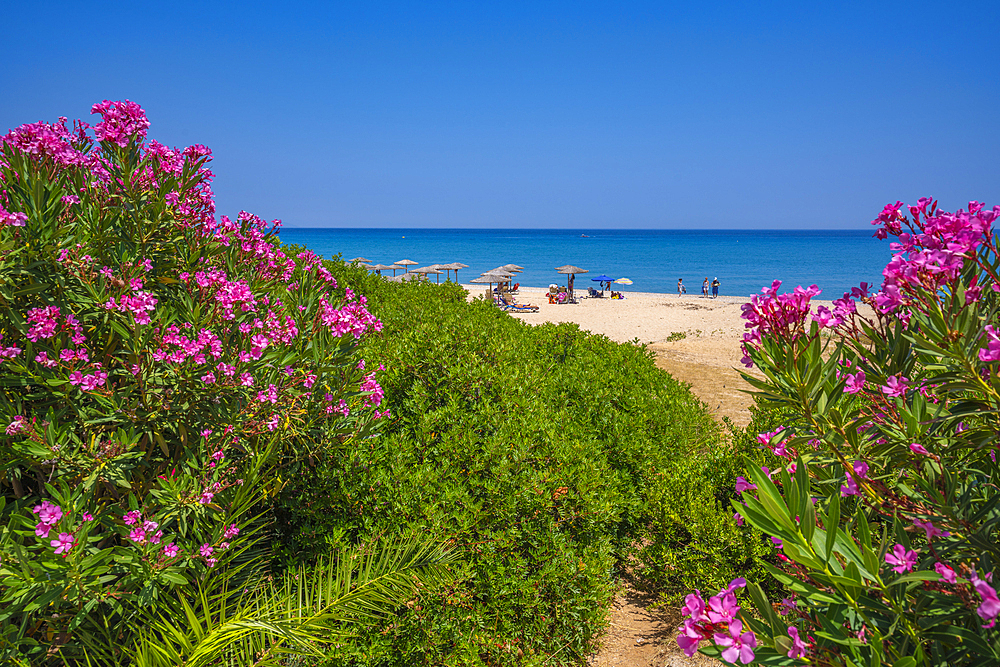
[349,257,632,298]
[349,257,469,282]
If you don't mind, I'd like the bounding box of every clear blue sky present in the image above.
[2,1,997,229]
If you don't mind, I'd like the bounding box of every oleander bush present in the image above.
[681,200,1000,665]
[0,102,451,666]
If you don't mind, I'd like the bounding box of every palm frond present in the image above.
[123,536,461,667]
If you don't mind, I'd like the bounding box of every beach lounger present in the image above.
[588,286,604,298]
[498,293,539,312]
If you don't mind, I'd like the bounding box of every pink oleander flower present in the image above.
[163,543,180,558]
[979,325,1000,362]
[885,543,918,573]
[677,619,708,657]
[91,99,150,147]
[787,626,808,659]
[35,522,52,538]
[199,490,215,504]
[34,500,63,526]
[681,591,708,622]
[200,543,214,557]
[812,305,841,329]
[82,512,93,522]
[735,476,756,494]
[733,511,743,526]
[840,460,869,497]
[913,518,949,541]
[971,571,1000,626]
[934,562,957,584]
[909,443,930,456]
[224,523,240,539]
[713,619,757,664]
[6,415,26,435]
[129,526,146,544]
[707,589,740,624]
[206,557,218,568]
[61,195,80,205]
[1,207,28,227]
[123,510,141,525]
[239,372,254,387]
[51,532,75,556]
[881,375,909,398]
[843,370,866,394]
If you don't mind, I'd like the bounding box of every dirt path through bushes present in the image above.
[588,349,755,666]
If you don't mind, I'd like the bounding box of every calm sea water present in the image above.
[277,228,892,299]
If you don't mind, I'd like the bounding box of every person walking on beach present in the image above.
[677,278,686,297]
[711,277,720,298]
[702,277,709,297]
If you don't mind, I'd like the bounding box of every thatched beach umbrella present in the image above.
[349,257,372,264]
[387,272,421,283]
[412,266,445,283]
[395,259,418,273]
[449,262,469,282]
[470,274,500,298]
[482,270,514,292]
[369,263,396,276]
[501,264,524,273]
[555,265,588,302]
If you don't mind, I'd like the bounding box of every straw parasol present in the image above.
[349,257,372,264]
[555,265,588,302]
[500,264,524,272]
[412,266,445,283]
[470,274,503,298]
[387,272,421,283]
[368,263,397,276]
[394,259,418,273]
[448,262,469,282]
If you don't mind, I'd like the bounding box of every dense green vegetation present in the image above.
[0,101,776,666]
[273,258,775,665]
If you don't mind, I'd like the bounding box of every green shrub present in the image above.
[272,268,741,665]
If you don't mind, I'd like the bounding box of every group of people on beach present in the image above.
[677,277,720,298]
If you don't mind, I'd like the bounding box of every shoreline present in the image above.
[465,283,755,303]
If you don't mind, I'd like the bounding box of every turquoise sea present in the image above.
[277,228,892,299]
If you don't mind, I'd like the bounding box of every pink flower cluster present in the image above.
[91,100,150,147]
[740,281,820,367]
[871,199,1000,314]
[1,116,89,167]
[318,295,383,339]
[104,290,158,326]
[123,510,164,545]
[677,578,758,663]
[1,205,27,227]
[31,501,76,557]
[0,333,22,363]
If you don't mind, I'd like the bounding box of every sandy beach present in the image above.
[462,284,866,427]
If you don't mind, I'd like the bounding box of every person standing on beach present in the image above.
[702,277,709,297]
[711,277,720,298]
[677,278,685,297]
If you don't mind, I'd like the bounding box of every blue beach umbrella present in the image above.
[591,274,614,293]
